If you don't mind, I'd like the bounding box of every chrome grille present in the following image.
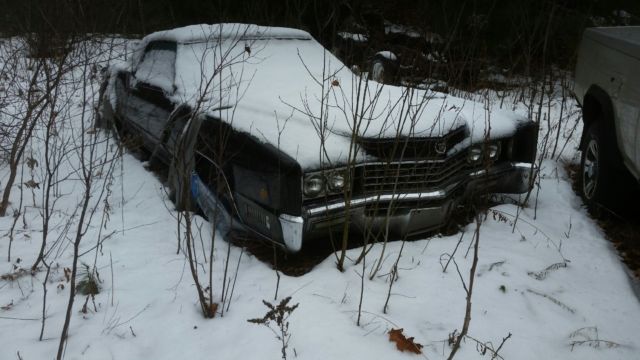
[358,151,468,195]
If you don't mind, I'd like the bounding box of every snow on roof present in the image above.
[130,24,314,92]
[142,23,313,44]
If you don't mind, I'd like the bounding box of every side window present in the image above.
[135,41,177,91]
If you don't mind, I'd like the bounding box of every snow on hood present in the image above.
[138,24,530,170]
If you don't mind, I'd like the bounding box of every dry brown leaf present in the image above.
[209,302,219,317]
[331,79,340,86]
[24,180,40,189]
[1,300,13,311]
[388,328,423,354]
[64,267,71,282]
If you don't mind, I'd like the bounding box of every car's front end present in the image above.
[191,117,537,253]
[293,123,538,250]
[189,119,538,253]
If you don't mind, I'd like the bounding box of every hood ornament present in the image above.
[434,140,447,155]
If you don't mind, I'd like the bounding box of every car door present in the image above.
[124,41,177,152]
[627,63,640,178]
[634,107,640,180]
[613,52,640,179]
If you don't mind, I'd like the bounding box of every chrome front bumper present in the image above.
[281,161,536,251]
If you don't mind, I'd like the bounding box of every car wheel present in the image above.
[580,126,600,201]
[370,59,386,83]
[369,53,399,84]
[579,122,625,213]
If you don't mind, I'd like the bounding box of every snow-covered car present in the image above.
[333,21,444,85]
[99,24,538,252]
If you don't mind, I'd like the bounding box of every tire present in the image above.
[370,59,387,83]
[369,53,398,84]
[579,122,628,214]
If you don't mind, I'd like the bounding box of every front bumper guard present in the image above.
[279,214,304,252]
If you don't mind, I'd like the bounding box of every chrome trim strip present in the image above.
[469,169,486,177]
[469,162,535,177]
[512,162,536,169]
[306,189,448,217]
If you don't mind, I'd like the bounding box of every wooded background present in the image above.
[1,0,639,72]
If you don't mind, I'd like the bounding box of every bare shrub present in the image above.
[247,297,299,360]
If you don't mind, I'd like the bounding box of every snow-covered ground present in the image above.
[1,37,639,360]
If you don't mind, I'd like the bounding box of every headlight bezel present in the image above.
[327,171,346,192]
[303,174,325,197]
[487,142,501,160]
[303,168,350,199]
[467,146,483,164]
[467,140,503,164]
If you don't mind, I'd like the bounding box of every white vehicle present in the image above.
[575,26,640,210]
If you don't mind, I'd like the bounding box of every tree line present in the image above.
[1,0,639,73]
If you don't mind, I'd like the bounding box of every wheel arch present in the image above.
[580,85,618,153]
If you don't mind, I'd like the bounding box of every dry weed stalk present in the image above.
[247,296,299,360]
